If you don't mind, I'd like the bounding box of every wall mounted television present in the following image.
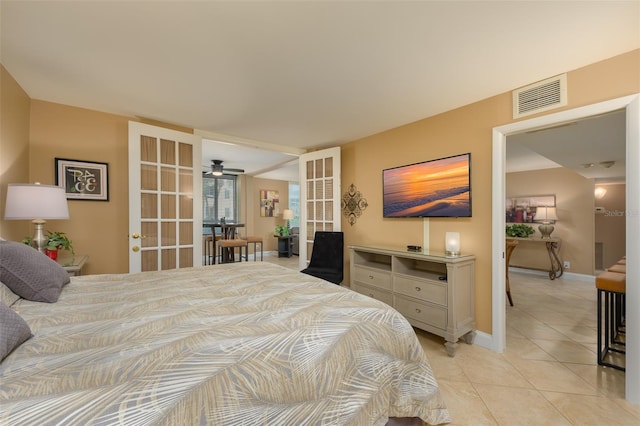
[382,153,471,218]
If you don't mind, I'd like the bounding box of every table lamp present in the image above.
[4,183,70,252]
[282,209,294,234]
[535,206,558,239]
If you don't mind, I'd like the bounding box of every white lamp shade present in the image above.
[534,207,558,222]
[282,209,294,220]
[4,184,70,220]
[445,232,460,254]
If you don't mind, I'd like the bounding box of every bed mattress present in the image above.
[1,262,449,425]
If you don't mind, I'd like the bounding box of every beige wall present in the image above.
[244,176,290,252]
[342,49,639,334]
[2,50,638,334]
[506,168,595,274]
[28,101,132,274]
[595,183,626,268]
[0,66,31,241]
[0,92,293,272]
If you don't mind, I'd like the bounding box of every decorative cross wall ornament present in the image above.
[341,184,368,226]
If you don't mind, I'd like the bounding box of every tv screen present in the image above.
[382,153,471,218]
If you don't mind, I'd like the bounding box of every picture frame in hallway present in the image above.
[55,158,109,201]
[506,194,555,223]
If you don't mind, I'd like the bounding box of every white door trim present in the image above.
[298,147,342,270]
[492,94,640,403]
[128,121,202,273]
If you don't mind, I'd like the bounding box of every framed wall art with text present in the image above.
[55,158,109,201]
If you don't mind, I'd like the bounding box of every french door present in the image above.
[128,122,202,273]
[298,147,341,269]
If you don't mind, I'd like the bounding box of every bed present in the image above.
[0,241,450,425]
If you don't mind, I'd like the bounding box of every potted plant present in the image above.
[44,231,74,260]
[505,224,535,238]
[274,224,289,236]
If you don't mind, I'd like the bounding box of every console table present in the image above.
[349,245,475,356]
[506,237,563,280]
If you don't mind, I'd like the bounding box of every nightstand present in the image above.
[56,254,88,276]
[275,235,292,258]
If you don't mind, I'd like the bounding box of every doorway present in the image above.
[492,94,640,403]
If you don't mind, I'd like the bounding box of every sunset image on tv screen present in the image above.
[383,154,471,217]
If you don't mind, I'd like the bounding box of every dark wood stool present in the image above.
[202,235,213,265]
[596,271,626,371]
[218,239,247,263]
[245,236,263,261]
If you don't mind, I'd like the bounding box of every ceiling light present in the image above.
[594,187,607,199]
[599,161,615,168]
[211,160,224,176]
[581,163,594,168]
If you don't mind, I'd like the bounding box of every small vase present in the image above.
[45,249,58,260]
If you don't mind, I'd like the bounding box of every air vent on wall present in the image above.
[512,74,567,119]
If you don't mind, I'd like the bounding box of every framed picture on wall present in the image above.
[260,189,279,217]
[55,158,109,201]
[506,194,555,223]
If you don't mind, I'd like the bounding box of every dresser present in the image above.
[349,245,475,356]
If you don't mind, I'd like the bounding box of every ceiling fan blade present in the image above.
[224,168,245,173]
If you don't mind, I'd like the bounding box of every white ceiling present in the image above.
[2,1,638,181]
[506,109,627,183]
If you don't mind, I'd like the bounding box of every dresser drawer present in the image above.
[352,283,394,306]
[394,296,447,330]
[353,266,392,291]
[394,275,447,306]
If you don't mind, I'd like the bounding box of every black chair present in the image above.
[301,231,344,284]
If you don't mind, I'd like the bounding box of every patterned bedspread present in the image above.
[1,262,450,425]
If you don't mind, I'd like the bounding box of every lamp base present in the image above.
[31,219,47,253]
[538,224,555,239]
[445,250,460,257]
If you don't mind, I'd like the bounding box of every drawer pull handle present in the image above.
[415,308,421,314]
[415,286,421,292]
[369,275,374,279]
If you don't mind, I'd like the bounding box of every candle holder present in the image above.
[445,232,460,257]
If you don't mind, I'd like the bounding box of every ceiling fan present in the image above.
[204,159,245,176]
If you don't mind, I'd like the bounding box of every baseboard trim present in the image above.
[509,266,595,284]
[472,330,495,352]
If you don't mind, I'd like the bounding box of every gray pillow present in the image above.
[0,281,20,306]
[0,240,70,303]
[0,302,32,361]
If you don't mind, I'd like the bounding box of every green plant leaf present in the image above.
[506,224,535,238]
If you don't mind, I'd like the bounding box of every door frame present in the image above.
[298,147,342,270]
[492,94,640,403]
[128,121,203,273]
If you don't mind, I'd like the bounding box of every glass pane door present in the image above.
[129,122,202,273]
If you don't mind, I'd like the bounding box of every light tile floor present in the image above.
[418,271,639,425]
[264,255,639,425]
